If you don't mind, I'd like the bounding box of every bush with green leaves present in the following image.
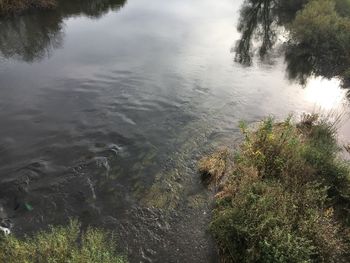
[209,115,350,262]
[0,220,127,263]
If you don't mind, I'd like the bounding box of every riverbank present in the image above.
[0,0,56,16]
[0,220,127,262]
[199,114,350,262]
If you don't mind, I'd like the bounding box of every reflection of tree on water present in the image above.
[235,0,350,88]
[0,0,127,62]
[235,0,276,65]
[57,0,126,19]
[0,13,64,62]
[235,0,307,65]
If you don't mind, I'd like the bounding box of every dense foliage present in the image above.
[0,220,127,263]
[204,116,350,262]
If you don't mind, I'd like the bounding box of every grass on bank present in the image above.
[0,0,56,15]
[0,220,127,263]
[200,114,350,262]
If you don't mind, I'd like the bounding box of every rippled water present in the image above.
[0,0,349,262]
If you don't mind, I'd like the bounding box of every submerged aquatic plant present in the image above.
[204,115,350,262]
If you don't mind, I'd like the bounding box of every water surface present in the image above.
[0,0,349,262]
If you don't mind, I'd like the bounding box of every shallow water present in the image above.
[0,0,349,262]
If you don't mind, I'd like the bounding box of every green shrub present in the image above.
[208,115,350,262]
[0,220,127,263]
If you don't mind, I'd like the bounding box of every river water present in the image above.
[0,0,349,262]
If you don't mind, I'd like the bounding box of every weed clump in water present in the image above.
[198,148,231,187]
[0,220,127,263]
[204,115,350,262]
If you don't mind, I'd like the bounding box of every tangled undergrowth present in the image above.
[200,114,350,262]
[0,220,127,263]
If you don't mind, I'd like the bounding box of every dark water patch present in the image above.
[0,0,127,62]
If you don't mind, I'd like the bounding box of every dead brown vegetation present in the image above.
[197,148,231,187]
